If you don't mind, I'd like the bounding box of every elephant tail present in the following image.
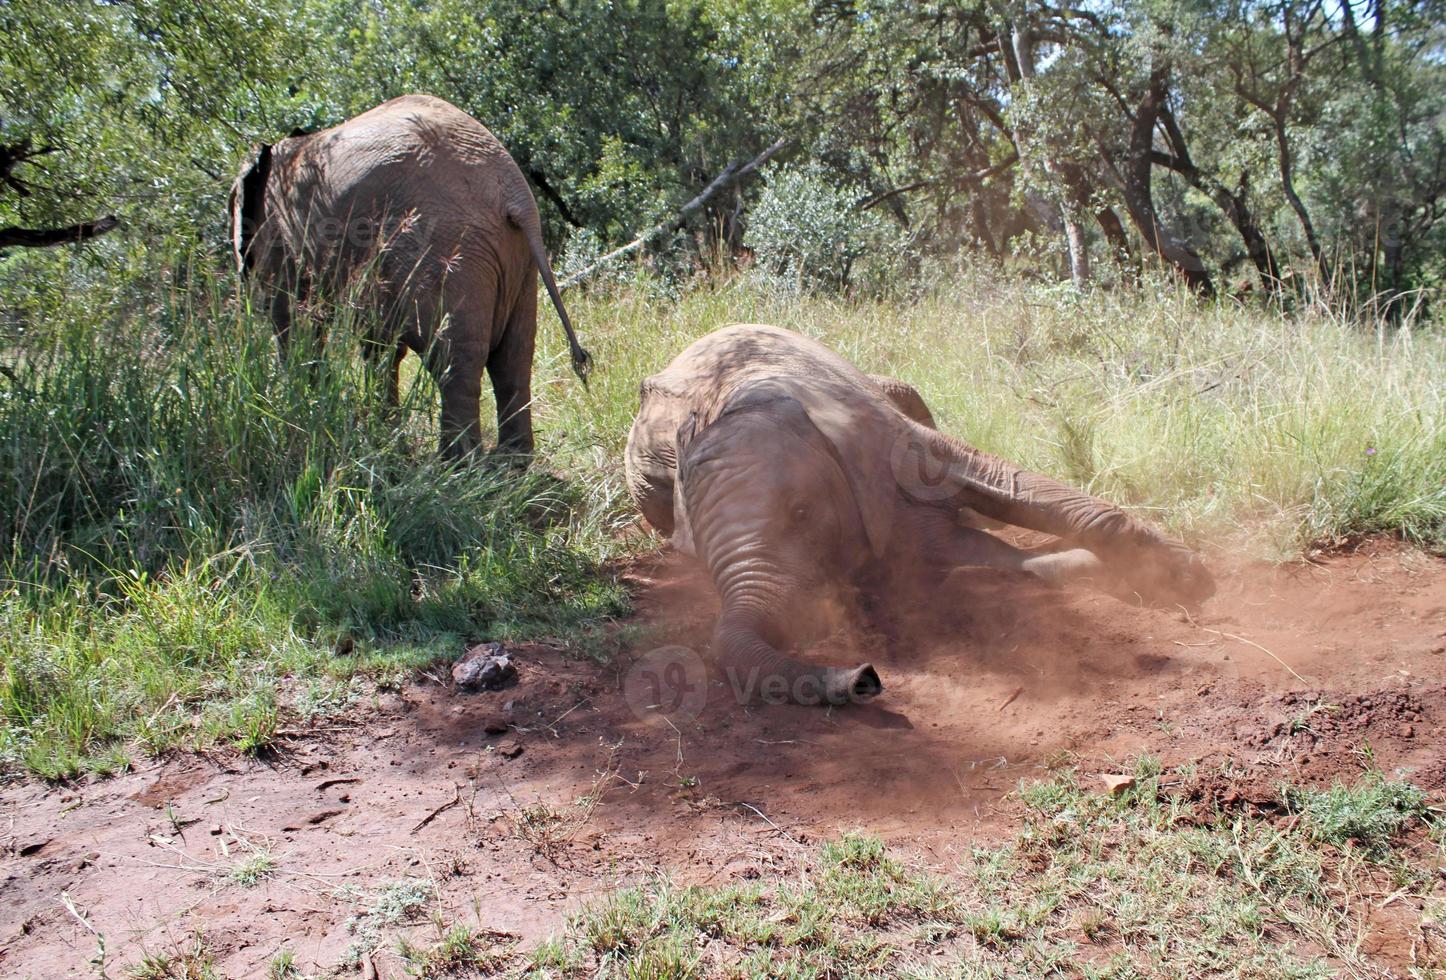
[508,202,591,383]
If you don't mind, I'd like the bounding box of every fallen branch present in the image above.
[559,138,791,291]
[410,784,461,834]
[0,215,119,250]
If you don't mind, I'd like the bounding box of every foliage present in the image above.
[8,1,1443,298]
[0,0,299,242]
[745,163,906,292]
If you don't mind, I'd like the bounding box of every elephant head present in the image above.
[672,378,896,705]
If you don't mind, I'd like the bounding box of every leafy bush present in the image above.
[745,163,908,294]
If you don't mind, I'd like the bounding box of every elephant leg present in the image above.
[488,288,537,457]
[387,343,406,409]
[922,516,1110,590]
[426,330,486,461]
[361,338,406,415]
[270,292,297,366]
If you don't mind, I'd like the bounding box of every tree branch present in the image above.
[558,138,791,291]
[527,166,585,229]
[0,215,119,250]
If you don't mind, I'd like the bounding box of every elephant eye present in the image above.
[789,502,810,523]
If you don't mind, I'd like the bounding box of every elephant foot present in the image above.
[486,445,533,469]
[1021,548,1112,589]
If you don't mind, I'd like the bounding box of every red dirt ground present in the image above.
[2,541,1444,977]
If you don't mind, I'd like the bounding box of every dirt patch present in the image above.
[1,541,1444,977]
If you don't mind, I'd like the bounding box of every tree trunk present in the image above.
[1095,206,1135,279]
[1272,107,1326,281]
[1010,20,1090,287]
[1155,108,1279,294]
[1119,69,1213,295]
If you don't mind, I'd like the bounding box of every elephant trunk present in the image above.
[712,569,881,706]
[913,423,1215,604]
[716,611,881,705]
[504,186,591,382]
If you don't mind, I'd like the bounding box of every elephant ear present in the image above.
[669,414,699,556]
[228,143,272,274]
[720,378,901,559]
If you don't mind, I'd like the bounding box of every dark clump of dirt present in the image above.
[1171,769,1290,820]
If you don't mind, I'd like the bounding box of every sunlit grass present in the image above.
[2,254,1442,777]
[539,269,1445,558]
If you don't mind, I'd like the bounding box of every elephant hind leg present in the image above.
[424,330,486,461]
[924,519,1111,591]
[487,288,537,458]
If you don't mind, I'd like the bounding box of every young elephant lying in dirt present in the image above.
[625,324,1215,706]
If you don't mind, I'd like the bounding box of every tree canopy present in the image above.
[3,0,1443,307]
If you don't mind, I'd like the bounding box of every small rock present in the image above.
[1399,724,1415,738]
[452,643,518,691]
[481,714,510,735]
[1100,774,1135,796]
[208,824,223,836]
[497,740,524,759]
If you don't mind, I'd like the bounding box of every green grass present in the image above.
[2,250,1443,778]
[1288,772,1429,856]
[129,931,220,979]
[544,270,1446,557]
[406,764,1430,977]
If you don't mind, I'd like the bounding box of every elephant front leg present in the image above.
[362,339,407,415]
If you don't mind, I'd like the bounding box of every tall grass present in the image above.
[543,271,1445,557]
[0,255,629,777]
[1,251,1442,777]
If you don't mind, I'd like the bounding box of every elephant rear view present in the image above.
[228,94,590,458]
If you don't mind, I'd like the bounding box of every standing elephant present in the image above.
[625,324,1215,706]
[228,94,590,458]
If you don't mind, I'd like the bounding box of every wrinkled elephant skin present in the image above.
[625,324,1214,706]
[229,94,589,458]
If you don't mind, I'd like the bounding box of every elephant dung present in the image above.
[452,643,518,691]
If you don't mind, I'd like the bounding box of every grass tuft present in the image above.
[1288,772,1429,856]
